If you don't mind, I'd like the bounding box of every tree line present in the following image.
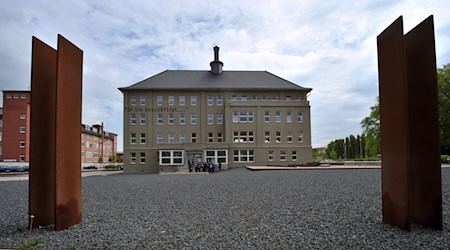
[324,62,450,160]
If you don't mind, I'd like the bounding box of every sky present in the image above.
[1,0,449,151]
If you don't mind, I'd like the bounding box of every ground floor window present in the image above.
[140,152,146,164]
[268,150,274,161]
[292,151,297,161]
[130,152,136,164]
[233,150,254,163]
[205,150,228,164]
[159,150,184,165]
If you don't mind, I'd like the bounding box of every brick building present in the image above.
[1,90,117,163]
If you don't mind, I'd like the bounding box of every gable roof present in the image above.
[119,70,312,92]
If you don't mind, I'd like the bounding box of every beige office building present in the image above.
[119,47,312,173]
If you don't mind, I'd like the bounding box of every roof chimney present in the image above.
[210,46,223,75]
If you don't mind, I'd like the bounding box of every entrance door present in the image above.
[187,152,202,165]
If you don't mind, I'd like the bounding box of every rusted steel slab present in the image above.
[404,16,442,230]
[29,35,83,231]
[377,16,411,230]
[29,37,58,228]
[377,15,442,231]
[55,35,83,231]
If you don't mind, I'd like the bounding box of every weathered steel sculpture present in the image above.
[377,16,442,230]
[29,35,83,231]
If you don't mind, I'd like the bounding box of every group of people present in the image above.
[188,160,221,173]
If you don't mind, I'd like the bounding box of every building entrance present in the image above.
[187,152,203,165]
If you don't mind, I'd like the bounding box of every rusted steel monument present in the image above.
[29,35,83,231]
[377,16,442,230]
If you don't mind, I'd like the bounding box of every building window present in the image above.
[21,94,27,99]
[20,113,26,120]
[130,152,136,164]
[233,132,239,143]
[217,96,223,106]
[205,150,228,164]
[264,111,270,122]
[208,114,214,125]
[157,96,163,106]
[131,133,136,144]
[231,95,237,101]
[280,151,287,161]
[169,114,174,125]
[262,95,268,101]
[13,94,19,99]
[233,150,254,163]
[180,133,186,143]
[241,95,247,101]
[157,133,163,144]
[6,94,11,99]
[140,133,146,144]
[217,133,223,142]
[287,131,293,143]
[130,96,136,106]
[191,133,197,143]
[248,112,254,123]
[239,111,247,123]
[208,96,214,106]
[140,113,146,125]
[159,150,184,165]
[272,95,278,101]
[298,131,304,143]
[179,96,185,106]
[19,140,25,148]
[130,114,136,125]
[179,113,185,125]
[157,114,163,125]
[287,111,292,123]
[275,111,281,123]
[285,96,292,101]
[140,152,146,164]
[252,95,257,101]
[168,96,174,106]
[140,96,146,106]
[233,112,239,123]
[20,126,26,133]
[248,131,254,143]
[208,133,214,142]
[191,96,197,106]
[292,151,297,161]
[168,133,174,143]
[265,131,270,143]
[298,111,303,123]
[296,95,302,101]
[276,131,281,143]
[217,114,223,125]
[191,113,197,125]
[268,150,274,161]
[19,155,25,162]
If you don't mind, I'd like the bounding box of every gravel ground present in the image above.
[1,168,450,249]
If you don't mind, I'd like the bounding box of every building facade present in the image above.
[119,47,313,173]
[1,90,117,163]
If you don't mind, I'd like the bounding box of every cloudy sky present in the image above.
[1,0,449,151]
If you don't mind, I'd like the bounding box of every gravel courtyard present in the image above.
[1,168,450,249]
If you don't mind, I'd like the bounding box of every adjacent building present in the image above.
[1,90,117,163]
[119,47,313,173]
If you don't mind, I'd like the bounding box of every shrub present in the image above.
[442,155,450,163]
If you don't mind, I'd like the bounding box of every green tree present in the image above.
[438,63,450,154]
[361,97,380,157]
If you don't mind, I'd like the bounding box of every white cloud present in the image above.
[1,0,449,151]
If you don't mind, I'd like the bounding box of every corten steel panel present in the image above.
[54,35,83,231]
[29,37,57,228]
[404,16,442,230]
[377,16,411,230]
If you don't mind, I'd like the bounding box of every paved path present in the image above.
[247,164,450,171]
[0,170,123,182]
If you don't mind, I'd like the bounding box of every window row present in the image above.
[6,93,27,99]
[268,150,299,161]
[130,113,224,125]
[264,131,304,143]
[233,150,254,163]
[264,111,303,123]
[130,152,146,164]
[155,132,223,144]
[233,131,254,143]
[230,95,303,102]
[232,111,254,123]
[130,133,146,144]
[129,95,224,107]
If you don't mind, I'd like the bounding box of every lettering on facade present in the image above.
[124,107,186,113]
